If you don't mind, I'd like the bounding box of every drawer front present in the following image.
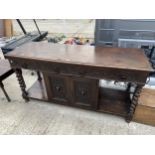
[9,59,37,70]
[9,58,148,84]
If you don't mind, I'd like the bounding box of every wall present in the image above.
[0,19,4,37]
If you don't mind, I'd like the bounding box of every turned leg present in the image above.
[0,81,11,102]
[126,82,132,92]
[126,84,144,122]
[37,71,42,81]
[15,69,29,102]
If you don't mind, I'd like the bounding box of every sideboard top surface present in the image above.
[5,42,153,72]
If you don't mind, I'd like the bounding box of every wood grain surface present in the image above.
[5,42,153,72]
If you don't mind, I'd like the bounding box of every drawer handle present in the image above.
[79,71,86,75]
[81,90,87,96]
[54,67,60,73]
[55,86,61,91]
[120,75,126,80]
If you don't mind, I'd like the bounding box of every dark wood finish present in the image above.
[5,42,152,72]
[126,84,144,122]
[43,73,99,110]
[133,88,155,126]
[43,73,71,105]
[26,80,155,126]
[99,87,130,116]
[126,82,132,92]
[15,69,29,101]
[71,77,99,110]
[8,58,150,84]
[5,42,153,84]
[28,79,129,116]
[0,59,14,101]
[0,81,11,102]
[37,71,42,81]
[5,42,153,122]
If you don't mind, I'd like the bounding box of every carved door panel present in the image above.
[71,77,99,110]
[43,73,70,104]
[43,73,99,109]
[51,77,66,99]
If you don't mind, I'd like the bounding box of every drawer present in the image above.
[9,59,37,70]
[10,58,148,84]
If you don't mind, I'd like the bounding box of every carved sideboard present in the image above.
[5,42,153,122]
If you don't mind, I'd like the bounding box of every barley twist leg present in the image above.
[15,69,29,102]
[126,84,143,122]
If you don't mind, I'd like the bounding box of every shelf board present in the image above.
[27,80,155,126]
[27,79,48,102]
[27,79,130,117]
[98,87,130,117]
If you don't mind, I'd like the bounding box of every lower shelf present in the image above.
[27,79,130,117]
[98,87,130,117]
[27,80,48,102]
[27,80,155,126]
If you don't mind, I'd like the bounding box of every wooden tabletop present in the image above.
[5,42,153,72]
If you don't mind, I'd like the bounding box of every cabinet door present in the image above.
[43,73,99,110]
[43,73,70,104]
[71,77,99,110]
